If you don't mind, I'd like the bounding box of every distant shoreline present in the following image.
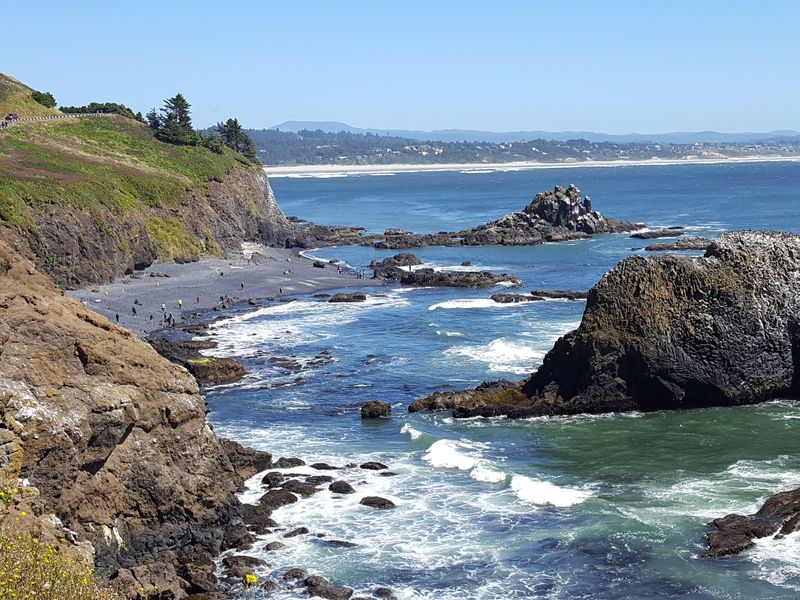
[264,155,800,178]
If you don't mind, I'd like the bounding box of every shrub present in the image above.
[31,90,56,108]
[0,527,122,600]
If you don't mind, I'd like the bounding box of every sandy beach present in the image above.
[264,155,800,178]
[68,246,387,337]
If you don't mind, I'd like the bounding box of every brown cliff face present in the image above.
[0,236,260,597]
[24,168,303,288]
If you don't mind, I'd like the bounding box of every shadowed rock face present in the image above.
[422,231,800,419]
[0,236,258,598]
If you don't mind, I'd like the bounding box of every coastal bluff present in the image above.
[0,237,265,597]
[414,231,800,418]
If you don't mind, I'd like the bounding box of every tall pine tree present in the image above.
[154,94,198,145]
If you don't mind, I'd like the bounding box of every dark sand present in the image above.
[68,247,387,337]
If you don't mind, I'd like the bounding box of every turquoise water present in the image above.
[206,162,800,598]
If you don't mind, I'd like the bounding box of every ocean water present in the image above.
[206,162,800,598]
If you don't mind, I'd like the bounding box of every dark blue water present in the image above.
[207,162,800,599]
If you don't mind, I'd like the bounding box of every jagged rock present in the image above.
[329,481,356,495]
[281,479,318,497]
[304,575,354,600]
[261,472,285,487]
[329,292,367,303]
[491,293,542,303]
[305,475,334,485]
[631,229,684,239]
[242,504,278,534]
[359,496,396,509]
[705,487,800,557]
[219,439,273,484]
[360,461,388,471]
[274,457,306,468]
[310,462,339,470]
[373,184,640,249]
[375,588,397,599]
[149,337,247,386]
[399,268,521,289]
[645,237,713,251]
[321,539,359,548]
[370,253,423,279]
[361,401,392,419]
[265,541,286,551]
[448,231,800,419]
[409,380,522,413]
[259,489,298,511]
[221,555,267,579]
[283,568,306,581]
[283,527,310,538]
[529,289,589,300]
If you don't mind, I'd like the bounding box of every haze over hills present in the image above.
[269,120,800,145]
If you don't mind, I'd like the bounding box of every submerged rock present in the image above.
[360,461,388,471]
[359,496,396,509]
[705,487,800,557]
[491,293,542,303]
[631,229,684,239]
[329,292,367,303]
[360,400,392,419]
[304,575,354,600]
[529,289,589,300]
[399,268,521,289]
[645,237,713,252]
[329,481,356,495]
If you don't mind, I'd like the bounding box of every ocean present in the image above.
[205,161,800,598]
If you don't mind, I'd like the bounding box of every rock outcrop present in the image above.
[373,185,640,249]
[415,231,800,419]
[705,487,800,557]
[400,267,520,289]
[0,237,256,597]
[369,253,422,279]
[148,337,247,387]
[644,237,713,252]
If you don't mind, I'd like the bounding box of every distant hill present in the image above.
[270,120,800,145]
[0,73,61,118]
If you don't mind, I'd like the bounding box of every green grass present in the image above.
[0,73,62,118]
[145,217,205,259]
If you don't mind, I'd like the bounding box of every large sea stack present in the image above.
[435,231,800,418]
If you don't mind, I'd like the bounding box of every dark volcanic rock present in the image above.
[274,457,306,468]
[219,439,272,483]
[261,471,286,487]
[370,253,423,279]
[373,184,640,249]
[449,231,800,419]
[329,481,356,495]
[409,379,523,413]
[705,487,800,557]
[306,475,334,485]
[360,461,388,471]
[283,568,306,581]
[329,292,367,303]
[281,479,319,497]
[529,289,589,300]
[242,504,278,534]
[221,555,267,579]
[283,527,310,538]
[361,400,392,419]
[259,489,299,511]
[304,575,354,600]
[149,337,247,386]
[359,496,396,509]
[631,229,685,240]
[491,293,542,303]
[399,268,521,289]
[266,541,286,551]
[645,237,713,252]
[310,462,339,470]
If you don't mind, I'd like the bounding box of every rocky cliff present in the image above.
[0,236,265,597]
[426,231,800,418]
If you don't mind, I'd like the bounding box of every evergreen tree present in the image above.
[156,94,198,145]
[216,118,258,161]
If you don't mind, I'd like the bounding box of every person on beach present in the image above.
[178,298,183,310]
[240,282,244,290]
[132,306,137,316]
[149,314,153,323]
[161,303,166,313]
[196,296,200,304]
[115,313,119,323]
[279,287,283,294]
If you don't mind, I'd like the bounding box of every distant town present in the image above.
[248,127,800,166]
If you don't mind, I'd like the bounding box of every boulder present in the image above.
[400,268,521,289]
[259,489,299,511]
[631,229,685,239]
[359,496,396,509]
[645,237,713,252]
[265,541,286,551]
[281,479,318,498]
[529,289,588,300]
[242,504,278,534]
[491,293,542,303]
[274,457,306,468]
[329,292,367,303]
[283,527,310,538]
[219,439,272,483]
[329,481,356,495]
[306,475,334,485]
[360,461,388,471]
[310,462,339,470]
[304,575,354,600]
[360,401,392,419]
[261,471,285,487]
[283,568,306,581]
[220,555,267,579]
[370,253,423,279]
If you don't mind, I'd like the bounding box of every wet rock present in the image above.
[360,401,392,419]
[221,555,267,579]
[310,462,339,470]
[375,588,397,599]
[149,337,248,386]
[379,472,398,477]
[283,568,306,581]
[631,229,684,239]
[329,292,367,303]
[274,457,306,468]
[281,480,318,498]
[645,237,713,251]
[259,489,299,511]
[360,496,396,509]
[219,439,273,483]
[491,293,542,303]
[360,461,388,471]
[261,471,286,487]
[705,487,800,557]
[529,289,589,300]
[399,268,521,289]
[304,575,354,600]
[329,481,356,494]
[242,504,278,534]
[370,253,423,279]
[265,541,286,551]
[283,527,310,538]
[306,475,335,485]
[313,261,326,268]
[409,379,522,413]
[322,539,359,548]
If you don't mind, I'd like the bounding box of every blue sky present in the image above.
[3,0,798,132]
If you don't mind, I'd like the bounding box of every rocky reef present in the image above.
[705,487,800,557]
[373,184,640,249]
[370,252,520,288]
[0,236,262,597]
[413,231,800,419]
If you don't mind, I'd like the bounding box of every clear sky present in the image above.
[3,0,798,133]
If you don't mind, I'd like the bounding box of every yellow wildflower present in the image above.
[244,573,258,586]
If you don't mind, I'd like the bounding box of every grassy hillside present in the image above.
[0,114,251,229]
[0,73,61,118]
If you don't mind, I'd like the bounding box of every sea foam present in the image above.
[445,338,545,374]
[510,475,592,507]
